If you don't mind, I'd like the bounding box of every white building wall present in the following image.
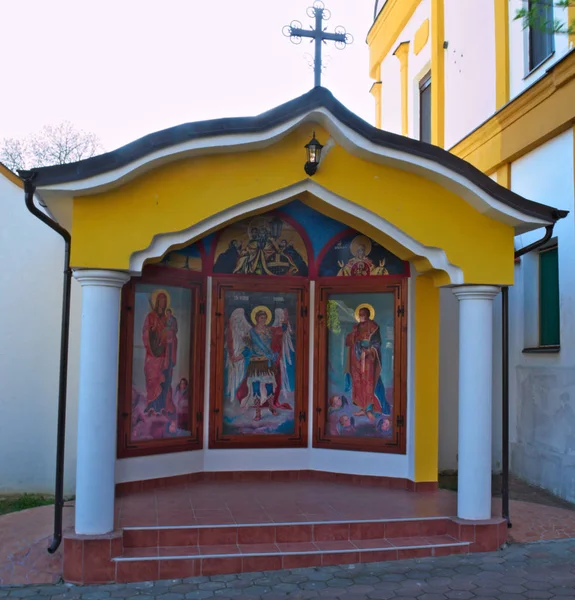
[443,0,496,149]
[0,173,80,495]
[378,0,431,137]
[509,130,575,502]
[508,0,571,101]
[380,49,402,134]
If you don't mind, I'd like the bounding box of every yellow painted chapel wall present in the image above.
[70,127,515,285]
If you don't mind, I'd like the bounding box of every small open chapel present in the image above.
[25,81,563,583]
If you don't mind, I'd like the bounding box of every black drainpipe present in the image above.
[501,223,554,528]
[20,171,72,554]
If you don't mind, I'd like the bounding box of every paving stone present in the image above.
[209,576,237,584]
[268,583,299,593]
[169,586,200,594]
[418,595,448,600]
[306,572,333,582]
[380,574,407,582]
[447,582,476,591]
[9,591,42,598]
[523,592,552,599]
[81,593,111,600]
[300,582,327,591]
[372,582,401,592]
[549,588,575,596]
[126,583,155,590]
[157,593,186,600]
[253,577,281,587]
[183,579,209,585]
[453,567,481,576]
[405,571,432,581]
[497,585,526,594]
[237,574,264,583]
[278,575,307,584]
[365,591,396,600]
[523,581,553,591]
[222,581,251,591]
[183,592,214,600]
[213,592,248,598]
[318,588,352,597]
[323,579,353,589]
[198,585,226,592]
[444,592,474,600]
[239,586,271,596]
[354,577,381,585]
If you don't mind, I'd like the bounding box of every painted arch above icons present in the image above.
[154,201,409,278]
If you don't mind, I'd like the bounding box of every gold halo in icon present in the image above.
[150,289,171,312]
[350,235,372,258]
[354,302,375,322]
[251,305,272,325]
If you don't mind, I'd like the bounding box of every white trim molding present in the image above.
[129,180,465,284]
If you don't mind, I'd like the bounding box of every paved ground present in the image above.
[2,539,575,599]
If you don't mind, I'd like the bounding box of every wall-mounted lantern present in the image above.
[304,132,324,176]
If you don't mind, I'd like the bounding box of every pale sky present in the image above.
[0,0,375,153]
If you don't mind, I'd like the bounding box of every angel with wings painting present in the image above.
[226,305,294,422]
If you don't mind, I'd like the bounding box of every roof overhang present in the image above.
[27,87,566,235]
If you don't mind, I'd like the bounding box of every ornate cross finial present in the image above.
[283,1,353,88]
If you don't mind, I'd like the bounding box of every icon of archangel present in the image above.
[225,305,294,422]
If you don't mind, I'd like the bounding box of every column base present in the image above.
[63,528,123,584]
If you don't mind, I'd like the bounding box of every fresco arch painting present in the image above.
[212,213,309,277]
[318,230,409,278]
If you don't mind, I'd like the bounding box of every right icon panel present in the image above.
[315,279,407,453]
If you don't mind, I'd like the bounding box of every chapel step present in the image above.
[122,517,453,548]
[113,535,470,582]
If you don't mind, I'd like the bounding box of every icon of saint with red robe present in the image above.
[345,303,391,421]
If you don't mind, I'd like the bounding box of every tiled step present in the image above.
[122,517,453,548]
[113,535,470,581]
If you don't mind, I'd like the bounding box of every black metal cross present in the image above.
[283,1,353,88]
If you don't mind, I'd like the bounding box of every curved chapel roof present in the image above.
[24,86,567,225]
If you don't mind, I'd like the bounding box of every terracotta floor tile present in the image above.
[239,543,279,554]
[199,544,241,555]
[388,536,430,548]
[276,542,318,553]
[121,547,159,558]
[158,545,200,557]
[314,540,356,551]
[352,538,394,549]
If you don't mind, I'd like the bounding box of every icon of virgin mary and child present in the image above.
[226,305,294,421]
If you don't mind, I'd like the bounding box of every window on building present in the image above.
[539,245,560,346]
[528,0,554,71]
[419,72,432,144]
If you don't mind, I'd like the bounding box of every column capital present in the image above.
[73,269,130,288]
[393,40,410,67]
[452,285,500,301]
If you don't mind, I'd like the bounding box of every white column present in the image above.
[452,285,500,521]
[74,269,130,535]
